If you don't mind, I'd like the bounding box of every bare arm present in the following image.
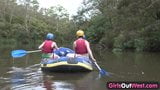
[38,42,45,49]
[85,40,96,62]
[73,41,76,51]
[52,42,58,50]
[73,41,76,57]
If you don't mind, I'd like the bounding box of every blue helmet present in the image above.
[46,33,54,40]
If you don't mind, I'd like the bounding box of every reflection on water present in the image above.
[10,67,26,86]
[0,48,160,90]
[98,51,160,81]
[6,65,99,90]
[42,74,75,90]
[9,66,43,90]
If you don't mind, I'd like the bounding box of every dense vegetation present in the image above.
[0,0,75,46]
[75,0,160,52]
[1,0,160,52]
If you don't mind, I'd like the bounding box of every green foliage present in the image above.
[73,0,160,52]
[85,15,108,43]
[1,0,160,52]
[114,34,125,50]
[134,38,146,51]
[0,0,71,46]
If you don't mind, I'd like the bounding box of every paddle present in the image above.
[11,50,41,58]
[93,61,109,76]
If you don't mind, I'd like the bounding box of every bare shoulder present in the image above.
[85,40,89,44]
[51,41,56,45]
[73,41,76,44]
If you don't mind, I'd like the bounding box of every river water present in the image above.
[0,47,160,90]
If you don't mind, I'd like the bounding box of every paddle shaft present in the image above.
[27,50,41,53]
[94,61,102,71]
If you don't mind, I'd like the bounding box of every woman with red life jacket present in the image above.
[39,33,59,59]
[73,30,96,62]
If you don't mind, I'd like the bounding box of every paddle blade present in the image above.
[99,69,109,76]
[11,50,27,58]
[93,62,109,76]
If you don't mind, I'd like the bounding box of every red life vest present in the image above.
[75,38,88,54]
[42,40,54,53]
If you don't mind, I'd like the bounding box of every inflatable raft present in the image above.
[40,47,93,72]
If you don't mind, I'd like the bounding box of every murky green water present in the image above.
[0,47,160,90]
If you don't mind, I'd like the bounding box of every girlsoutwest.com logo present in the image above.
[107,82,159,89]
